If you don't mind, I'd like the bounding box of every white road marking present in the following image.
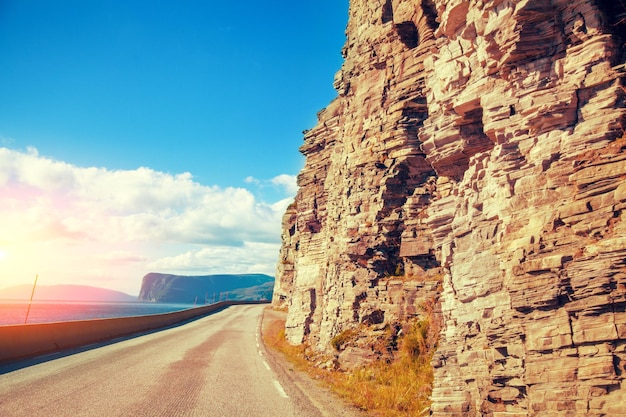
[273,380,288,398]
[263,360,271,370]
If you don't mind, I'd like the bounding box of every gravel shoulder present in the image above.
[260,307,369,417]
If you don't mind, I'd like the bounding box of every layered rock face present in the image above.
[274,0,626,415]
[274,0,443,351]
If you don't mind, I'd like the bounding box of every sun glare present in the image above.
[0,249,7,262]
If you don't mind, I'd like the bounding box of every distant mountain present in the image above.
[137,273,274,303]
[0,284,136,302]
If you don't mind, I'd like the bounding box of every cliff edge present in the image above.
[273,0,626,415]
[138,273,273,303]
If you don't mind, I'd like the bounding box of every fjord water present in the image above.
[0,301,196,325]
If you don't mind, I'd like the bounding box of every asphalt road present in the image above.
[0,304,364,417]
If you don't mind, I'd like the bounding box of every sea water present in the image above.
[0,300,197,325]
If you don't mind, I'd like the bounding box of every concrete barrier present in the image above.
[0,300,268,364]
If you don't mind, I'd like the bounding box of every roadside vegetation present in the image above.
[263,299,439,417]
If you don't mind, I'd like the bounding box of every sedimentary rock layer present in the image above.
[274,0,626,415]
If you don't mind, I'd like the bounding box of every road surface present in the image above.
[0,304,364,417]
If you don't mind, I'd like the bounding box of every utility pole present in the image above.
[24,274,39,325]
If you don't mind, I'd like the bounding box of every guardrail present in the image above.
[0,300,269,364]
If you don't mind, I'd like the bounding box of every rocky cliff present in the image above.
[273,0,626,415]
[138,273,273,303]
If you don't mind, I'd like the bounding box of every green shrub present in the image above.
[331,328,359,351]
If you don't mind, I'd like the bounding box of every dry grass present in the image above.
[330,328,360,351]
[263,302,439,417]
[263,317,317,373]
[328,316,436,416]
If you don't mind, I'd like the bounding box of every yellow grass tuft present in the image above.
[263,301,439,417]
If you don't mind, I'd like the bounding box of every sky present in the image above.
[0,0,349,295]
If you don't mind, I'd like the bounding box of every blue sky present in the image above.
[0,0,348,295]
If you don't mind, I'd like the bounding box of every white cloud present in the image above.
[0,148,288,246]
[271,174,298,195]
[0,147,290,291]
[148,242,279,276]
[245,173,298,197]
[99,251,148,264]
[244,176,260,185]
